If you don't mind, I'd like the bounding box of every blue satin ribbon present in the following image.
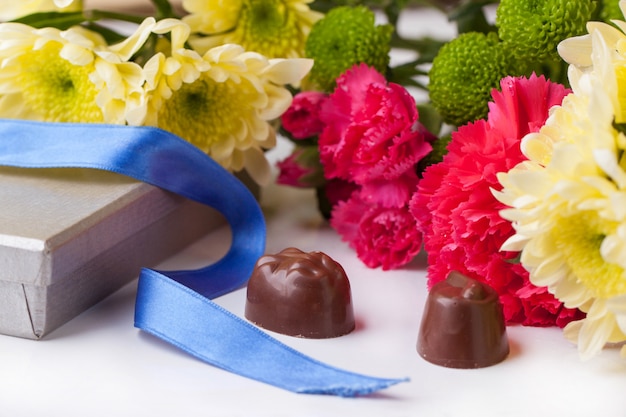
[0,119,407,396]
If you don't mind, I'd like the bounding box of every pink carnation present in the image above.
[410,74,582,327]
[281,91,327,139]
[276,149,315,188]
[332,190,422,270]
[316,64,435,269]
[319,64,432,208]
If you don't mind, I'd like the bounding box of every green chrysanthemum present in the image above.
[428,31,522,126]
[496,0,594,62]
[304,5,392,91]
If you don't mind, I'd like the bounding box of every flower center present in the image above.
[552,211,626,298]
[236,0,301,57]
[15,42,103,122]
[157,75,255,154]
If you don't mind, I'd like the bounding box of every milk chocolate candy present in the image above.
[417,271,509,368]
[245,247,355,338]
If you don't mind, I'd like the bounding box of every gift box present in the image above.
[0,166,228,340]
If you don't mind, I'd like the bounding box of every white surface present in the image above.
[1,6,625,417]
[1,137,625,416]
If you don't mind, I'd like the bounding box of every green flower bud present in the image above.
[428,31,521,126]
[304,6,392,91]
[496,0,595,62]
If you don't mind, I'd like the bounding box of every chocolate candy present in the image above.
[417,271,509,368]
[245,247,355,338]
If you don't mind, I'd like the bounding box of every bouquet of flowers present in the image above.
[3,0,626,360]
[275,0,626,358]
[0,0,316,185]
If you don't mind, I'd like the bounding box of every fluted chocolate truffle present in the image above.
[417,271,509,368]
[245,247,355,338]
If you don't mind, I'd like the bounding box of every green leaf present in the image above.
[416,102,444,137]
[12,11,86,30]
[151,0,178,19]
[613,121,626,137]
[504,252,521,264]
[387,59,429,89]
[11,9,150,44]
[389,35,446,60]
[416,132,450,174]
[447,0,498,34]
[316,185,332,220]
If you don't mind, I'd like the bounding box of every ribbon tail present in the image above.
[0,120,408,397]
[135,270,408,397]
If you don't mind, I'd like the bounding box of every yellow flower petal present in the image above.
[263,57,313,85]
[576,303,619,360]
[0,0,81,21]
[607,293,626,331]
[601,225,626,268]
[243,147,272,186]
[108,17,156,61]
[558,35,593,67]
[182,0,242,34]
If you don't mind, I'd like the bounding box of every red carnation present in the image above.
[410,74,582,327]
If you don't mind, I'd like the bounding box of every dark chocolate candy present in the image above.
[417,271,509,368]
[244,247,355,338]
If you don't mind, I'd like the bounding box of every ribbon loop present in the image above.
[0,119,408,397]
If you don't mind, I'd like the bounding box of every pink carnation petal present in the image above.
[281,91,328,139]
[360,171,419,208]
[319,63,434,197]
[331,191,423,270]
[488,73,572,139]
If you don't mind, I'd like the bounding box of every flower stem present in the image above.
[82,9,145,24]
[390,35,445,59]
[150,0,178,19]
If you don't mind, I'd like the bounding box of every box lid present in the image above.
[0,166,185,286]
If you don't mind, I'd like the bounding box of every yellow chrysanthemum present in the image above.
[495,20,626,360]
[89,18,157,125]
[143,18,313,184]
[182,0,322,58]
[0,23,105,122]
[558,0,626,123]
[0,18,153,125]
[0,0,82,21]
[143,18,210,126]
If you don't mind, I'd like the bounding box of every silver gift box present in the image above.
[0,166,226,339]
